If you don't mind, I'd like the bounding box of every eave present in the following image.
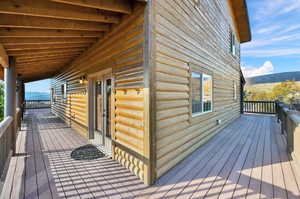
[228,0,251,43]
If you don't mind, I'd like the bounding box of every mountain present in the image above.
[25,92,50,100]
[245,71,300,86]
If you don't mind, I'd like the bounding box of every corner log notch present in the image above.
[0,0,134,81]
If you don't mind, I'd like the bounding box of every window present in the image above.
[230,30,236,56]
[51,88,55,102]
[191,72,213,116]
[61,83,67,99]
[233,81,237,100]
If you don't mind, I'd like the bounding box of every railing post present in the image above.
[4,56,17,155]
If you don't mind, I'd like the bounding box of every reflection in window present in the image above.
[203,74,212,112]
[191,72,212,115]
[191,72,202,113]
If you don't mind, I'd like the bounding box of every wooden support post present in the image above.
[143,0,156,185]
[4,56,17,155]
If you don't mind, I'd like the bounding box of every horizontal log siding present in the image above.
[51,4,147,181]
[153,0,242,178]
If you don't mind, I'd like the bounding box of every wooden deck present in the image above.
[1,110,300,199]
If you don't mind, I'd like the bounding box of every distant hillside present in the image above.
[25,92,50,100]
[245,71,300,86]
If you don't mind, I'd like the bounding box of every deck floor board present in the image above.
[0,109,299,199]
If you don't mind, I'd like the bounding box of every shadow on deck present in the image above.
[1,109,300,199]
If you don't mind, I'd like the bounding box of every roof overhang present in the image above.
[228,0,251,43]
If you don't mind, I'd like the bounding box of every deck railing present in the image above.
[25,100,51,109]
[243,101,276,114]
[276,102,300,176]
[0,116,13,180]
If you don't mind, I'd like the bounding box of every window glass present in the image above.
[61,83,67,99]
[51,88,55,102]
[230,30,236,56]
[203,74,212,112]
[191,72,202,114]
[233,81,237,100]
[191,72,213,115]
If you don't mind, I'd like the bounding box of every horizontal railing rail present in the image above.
[0,116,13,180]
[276,102,300,178]
[25,100,51,109]
[243,100,276,114]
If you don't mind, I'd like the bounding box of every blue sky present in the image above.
[241,0,300,77]
[25,79,50,93]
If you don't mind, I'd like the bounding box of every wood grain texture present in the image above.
[50,3,149,183]
[151,0,243,179]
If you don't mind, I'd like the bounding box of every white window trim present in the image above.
[191,73,213,117]
[233,81,237,100]
[230,30,237,56]
[61,83,67,100]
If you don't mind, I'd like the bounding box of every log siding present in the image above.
[151,0,242,179]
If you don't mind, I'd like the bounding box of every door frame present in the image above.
[87,68,112,143]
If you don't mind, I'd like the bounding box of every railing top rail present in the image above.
[0,116,13,138]
[25,100,50,101]
[244,100,275,103]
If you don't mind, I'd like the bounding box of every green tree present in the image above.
[0,82,4,121]
[271,80,300,103]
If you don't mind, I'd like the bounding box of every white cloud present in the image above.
[257,25,282,34]
[255,0,300,20]
[242,61,274,77]
[243,48,300,57]
[278,0,300,14]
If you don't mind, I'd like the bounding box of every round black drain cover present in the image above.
[71,144,105,160]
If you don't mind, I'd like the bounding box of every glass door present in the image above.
[103,77,112,153]
[94,79,104,146]
[93,75,112,155]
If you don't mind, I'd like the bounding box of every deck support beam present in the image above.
[4,56,17,155]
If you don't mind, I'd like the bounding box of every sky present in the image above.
[25,79,50,93]
[241,0,300,77]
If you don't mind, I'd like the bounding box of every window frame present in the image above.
[230,29,237,56]
[51,88,56,103]
[233,81,237,101]
[61,83,67,100]
[190,70,213,117]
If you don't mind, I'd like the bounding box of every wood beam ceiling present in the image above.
[1,37,96,45]
[0,0,134,80]
[0,14,110,31]
[0,29,103,38]
[51,0,132,14]
[4,43,92,51]
[7,48,86,56]
[0,0,121,23]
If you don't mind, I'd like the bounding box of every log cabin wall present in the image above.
[151,0,243,179]
[50,3,150,183]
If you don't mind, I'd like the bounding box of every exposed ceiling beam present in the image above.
[0,0,120,23]
[16,52,81,60]
[7,48,86,56]
[0,28,103,38]
[4,43,91,51]
[17,56,74,64]
[1,37,96,46]
[0,14,110,31]
[0,43,8,68]
[51,0,132,14]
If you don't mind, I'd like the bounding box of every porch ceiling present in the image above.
[0,0,137,82]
